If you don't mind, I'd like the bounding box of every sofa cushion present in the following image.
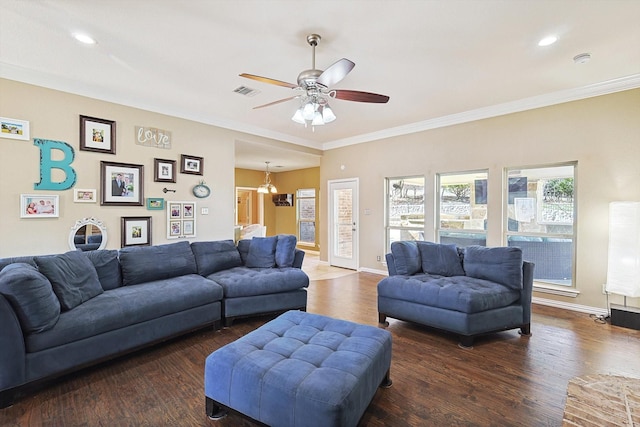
[0,263,60,333]
[377,274,520,314]
[25,274,224,353]
[35,251,104,310]
[206,266,309,298]
[463,246,523,290]
[191,240,242,276]
[237,239,251,264]
[390,241,421,275]
[417,242,465,276]
[119,241,198,286]
[275,234,297,268]
[0,255,37,272]
[245,236,278,268]
[84,250,121,290]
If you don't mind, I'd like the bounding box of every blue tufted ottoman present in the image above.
[204,310,392,426]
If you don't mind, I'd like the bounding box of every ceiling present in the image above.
[1,0,639,171]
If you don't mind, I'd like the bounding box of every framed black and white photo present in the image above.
[100,161,144,206]
[80,115,116,154]
[153,158,176,183]
[121,216,151,247]
[180,154,203,175]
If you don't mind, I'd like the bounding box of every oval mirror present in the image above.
[68,217,108,251]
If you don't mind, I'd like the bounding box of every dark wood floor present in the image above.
[1,272,639,426]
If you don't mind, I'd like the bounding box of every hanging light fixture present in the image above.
[257,161,278,194]
[291,93,336,130]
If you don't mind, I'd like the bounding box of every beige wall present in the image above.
[320,89,640,310]
[0,79,285,256]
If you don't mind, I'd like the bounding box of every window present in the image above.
[437,171,488,247]
[296,188,316,246]
[385,176,425,252]
[505,163,576,286]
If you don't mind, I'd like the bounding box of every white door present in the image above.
[328,179,358,270]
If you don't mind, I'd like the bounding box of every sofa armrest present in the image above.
[293,249,305,269]
[385,253,397,276]
[521,261,535,325]
[0,294,26,394]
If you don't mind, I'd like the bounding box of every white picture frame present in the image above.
[1,117,30,141]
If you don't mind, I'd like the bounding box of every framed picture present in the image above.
[100,161,144,206]
[180,154,203,175]
[146,197,165,210]
[121,216,151,247]
[73,188,97,203]
[169,203,182,218]
[153,158,176,183]
[20,194,59,218]
[1,117,30,141]
[166,201,197,239]
[169,220,182,237]
[183,203,194,218]
[183,220,195,236]
[80,115,116,154]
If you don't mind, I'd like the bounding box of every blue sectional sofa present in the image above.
[378,241,533,348]
[0,235,308,407]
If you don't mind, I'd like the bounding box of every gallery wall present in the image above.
[0,78,282,256]
[320,89,640,311]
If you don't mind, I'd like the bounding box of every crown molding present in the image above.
[323,73,640,151]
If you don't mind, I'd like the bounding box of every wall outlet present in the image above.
[377,255,381,262]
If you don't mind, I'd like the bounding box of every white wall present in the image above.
[320,89,640,310]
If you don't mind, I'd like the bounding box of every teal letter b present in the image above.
[34,139,77,190]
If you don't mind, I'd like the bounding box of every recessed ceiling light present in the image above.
[73,33,97,45]
[538,35,558,47]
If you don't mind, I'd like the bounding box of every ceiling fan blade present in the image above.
[316,58,355,88]
[239,73,298,89]
[331,89,390,103]
[252,96,299,109]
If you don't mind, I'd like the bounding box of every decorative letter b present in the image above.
[34,139,77,190]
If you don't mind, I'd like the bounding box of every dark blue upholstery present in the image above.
[119,241,197,286]
[205,311,392,427]
[378,241,533,346]
[191,240,242,276]
[83,250,121,290]
[206,267,309,298]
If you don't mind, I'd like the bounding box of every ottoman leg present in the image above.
[380,369,393,388]
[205,397,228,420]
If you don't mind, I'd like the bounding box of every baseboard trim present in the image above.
[532,296,608,316]
[359,267,388,276]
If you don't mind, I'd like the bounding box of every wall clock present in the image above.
[192,182,211,198]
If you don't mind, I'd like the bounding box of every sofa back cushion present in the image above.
[417,242,465,276]
[83,249,122,290]
[390,241,422,275]
[275,234,297,268]
[0,263,60,333]
[119,241,198,286]
[0,255,37,272]
[191,240,242,276]
[463,246,523,290]
[34,251,104,310]
[245,236,278,268]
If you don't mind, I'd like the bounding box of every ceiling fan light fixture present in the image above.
[322,104,336,123]
[291,109,305,124]
[312,111,325,126]
[302,102,316,121]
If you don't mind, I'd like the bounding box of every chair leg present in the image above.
[206,397,228,420]
[378,313,388,325]
[458,335,474,349]
[519,323,531,336]
[380,369,392,388]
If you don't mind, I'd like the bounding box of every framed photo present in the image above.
[153,158,176,183]
[169,220,182,237]
[180,154,203,175]
[121,216,151,247]
[169,203,182,218]
[21,194,59,218]
[183,220,195,236]
[73,188,97,203]
[146,197,165,210]
[80,115,116,154]
[1,117,30,141]
[183,203,194,218]
[100,161,144,206]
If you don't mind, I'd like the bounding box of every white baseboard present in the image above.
[359,267,388,276]
[532,296,608,316]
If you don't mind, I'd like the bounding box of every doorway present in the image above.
[236,187,263,227]
[328,178,358,270]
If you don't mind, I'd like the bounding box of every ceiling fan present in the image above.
[240,34,389,126]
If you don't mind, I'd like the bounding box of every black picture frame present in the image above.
[80,115,116,154]
[121,216,151,247]
[154,158,177,183]
[180,154,204,175]
[100,161,144,206]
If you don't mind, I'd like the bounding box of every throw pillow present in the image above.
[0,263,60,333]
[417,242,465,276]
[83,250,122,290]
[275,234,297,268]
[390,241,421,275]
[191,240,242,276]
[35,251,104,311]
[119,241,198,286]
[463,246,523,290]
[245,236,278,268]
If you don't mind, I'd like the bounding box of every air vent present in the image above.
[233,86,260,97]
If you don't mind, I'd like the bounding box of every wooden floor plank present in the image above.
[1,271,639,426]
